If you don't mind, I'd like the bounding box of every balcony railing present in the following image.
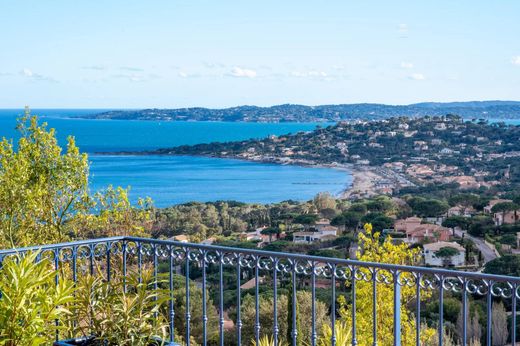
[1,236,519,346]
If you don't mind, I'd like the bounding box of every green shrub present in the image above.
[0,251,75,346]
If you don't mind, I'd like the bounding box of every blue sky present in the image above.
[1,1,519,108]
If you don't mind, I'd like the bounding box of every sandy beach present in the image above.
[340,165,382,199]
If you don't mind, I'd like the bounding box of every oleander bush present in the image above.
[0,251,75,346]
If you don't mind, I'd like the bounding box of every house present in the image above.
[447,206,476,218]
[484,199,513,214]
[493,211,519,226]
[434,123,447,130]
[406,224,450,243]
[394,217,422,233]
[394,217,451,244]
[423,241,465,267]
[172,235,189,243]
[314,219,339,235]
[293,225,338,243]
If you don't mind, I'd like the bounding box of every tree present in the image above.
[261,227,280,242]
[294,214,319,228]
[491,202,520,226]
[0,110,89,247]
[240,291,329,345]
[456,304,481,346]
[442,216,471,231]
[484,255,520,277]
[335,224,435,345]
[361,213,393,231]
[411,199,449,218]
[313,192,337,212]
[434,247,460,267]
[491,302,508,346]
[0,111,154,248]
[331,211,362,231]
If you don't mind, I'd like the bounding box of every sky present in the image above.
[1,1,519,108]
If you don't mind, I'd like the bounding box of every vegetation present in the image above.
[85,101,520,123]
[335,224,435,346]
[0,252,75,346]
[0,110,154,248]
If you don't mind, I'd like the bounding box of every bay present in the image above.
[0,109,349,206]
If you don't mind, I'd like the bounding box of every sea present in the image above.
[0,109,350,207]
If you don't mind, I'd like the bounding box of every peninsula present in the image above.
[110,115,520,200]
[84,101,520,123]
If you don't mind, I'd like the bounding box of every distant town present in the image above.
[141,114,520,275]
[84,101,520,122]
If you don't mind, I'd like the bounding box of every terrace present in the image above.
[1,236,519,346]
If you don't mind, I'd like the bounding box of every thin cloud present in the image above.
[119,66,144,72]
[398,23,408,33]
[81,65,106,70]
[228,67,257,78]
[409,73,425,81]
[291,70,327,78]
[400,62,414,69]
[20,68,57,82]
[512,56,520,66]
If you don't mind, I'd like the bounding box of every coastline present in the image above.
[93,151,381,200]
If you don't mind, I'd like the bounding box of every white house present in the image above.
[423,241,465,267]
[293,227,338,243]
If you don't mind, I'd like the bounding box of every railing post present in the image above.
[393,270,401,346]
[351,267,357,346]
[169,245,175,345]
[372,268,378,346]
[273,257,279,346]
[202,250,208,346]
[185,249,191,345]
[486,280,493,346]
[236,254,242,346]
[311,261,316,346]
[512,283,517,346]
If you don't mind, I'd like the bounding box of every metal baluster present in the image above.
[153,244,158,319]
[169,245,175,345]
[512,283,517,346]
[351,267,357,346]
[219,252,224,346]
[393,271,401,346]
[486,281,493,346]
[255,256,261,345]
[415,273,421,346]
[138,241,143,284]
[372,268,377,346]
[462,279,468,346]
[123,241,127,292]
[274,258,280,346]
[236,254,242,346]
[54,248,60,342]
[292,260,298,346]
[331,263,336,346]
[106,241,111,282]
[311,261,316,346]
[438,276,444,346]
[72,246,78,332]
[185,249,191,345]
[89,244,94,276]
[202,251,207,346]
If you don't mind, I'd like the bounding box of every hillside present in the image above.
[83,101,520,123]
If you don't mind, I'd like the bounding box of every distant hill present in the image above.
[84,101,520,122]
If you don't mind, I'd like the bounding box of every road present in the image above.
[453,229,498,264]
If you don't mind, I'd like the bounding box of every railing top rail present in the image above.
[1,236,519,284]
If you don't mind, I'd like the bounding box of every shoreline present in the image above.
[93,151,382,200]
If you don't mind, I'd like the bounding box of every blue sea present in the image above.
[0,109,349,206]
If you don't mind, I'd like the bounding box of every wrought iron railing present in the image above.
[0,236,519,346]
